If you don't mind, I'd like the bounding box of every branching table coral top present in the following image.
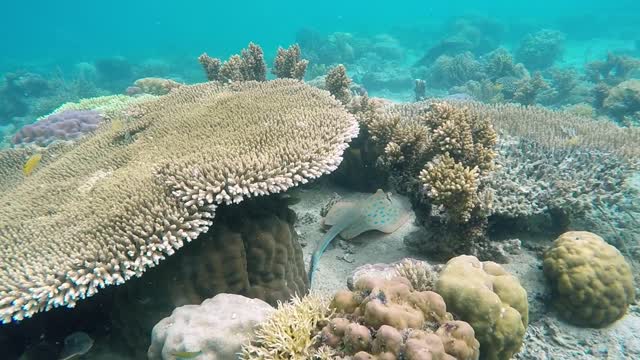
[0,79,359,324]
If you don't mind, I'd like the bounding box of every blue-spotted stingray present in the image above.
[308,189,410,283]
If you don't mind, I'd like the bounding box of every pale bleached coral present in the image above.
[44,94,158,119]
[239,294,333,359]
[0,79,358,323]
[132,77,182,95]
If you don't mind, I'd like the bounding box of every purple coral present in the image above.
[12,110,104,147]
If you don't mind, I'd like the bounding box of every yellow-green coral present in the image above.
[436,255,528,360]
[419,153,480,222]
[239,294,334,359]
[543,231,635,328]
[325,64,351,105]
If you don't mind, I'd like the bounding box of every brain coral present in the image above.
[543,231,635,328]
[12,110,104,146]
[0,79,358,323]
[435,255,528,360]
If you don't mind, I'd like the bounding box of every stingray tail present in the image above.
[308,222,350,284]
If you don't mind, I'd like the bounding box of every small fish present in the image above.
[23,153,42,177]
[170,350,203,359]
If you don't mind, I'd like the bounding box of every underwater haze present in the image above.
[1,0,640,359]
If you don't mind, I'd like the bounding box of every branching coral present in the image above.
[512,72,549,105]
[429,52,485,89]
[239,294,334,359]
[0,80,358,323]
[198,42,267,82]
[272,44,309,80]
[419,153,480,223]
[325,64,352,105]
[585,52,640,86]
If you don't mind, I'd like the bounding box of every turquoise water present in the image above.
[1,1,640,359]
[2,0,639,73]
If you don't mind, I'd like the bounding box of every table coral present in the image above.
[543,231,635,328]
[0,79,358,324]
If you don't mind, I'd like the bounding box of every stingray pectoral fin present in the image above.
[308,221,351,283]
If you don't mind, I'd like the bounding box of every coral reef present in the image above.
[586,53,640,86]
[428,52,485,89]
[515,29,565,70]
[512,72,549,105]
[110,196,309,356]
[543,231,635,328]
[198,42,267,82]
[0,80,358,323]
[45,94,158,119]
[325,64,352,105]
[357,99,497,258]
[148,294,275,360]
[436,255,528,360]
[272,44,308,80]
[11,110,104,147]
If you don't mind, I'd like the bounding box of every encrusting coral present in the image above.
[543,231,635,328]
[272,43,309,80]
[0,79,358,323]
[436,255,528,360]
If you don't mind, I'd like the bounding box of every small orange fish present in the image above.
[23,153,42,177]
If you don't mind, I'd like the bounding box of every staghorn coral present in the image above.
[198,42,267,83]
[325,64,352,105]
[483,48,522,81]
[0,79,358,324]
[436,255,528,360]
[239,293,334,359]
[272,44,309,80]
[11,110,104,147]
[543,231,635,328]
[463,101,640,158]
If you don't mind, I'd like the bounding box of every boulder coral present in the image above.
[543,231,635,328]
[148,294,275,360]
[0,79,358,324]
[323,276,480,359]
[436,255,528,360]
[11,110,104,147]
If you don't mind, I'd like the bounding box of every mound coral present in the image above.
[515,29,565,70]
[128,77,182,96]
[148,294,275,360]
[436,255,528,360]
[322,276,480,359]
[0,79,358,323]
[543,231,635,328]
[11,110,104,147]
